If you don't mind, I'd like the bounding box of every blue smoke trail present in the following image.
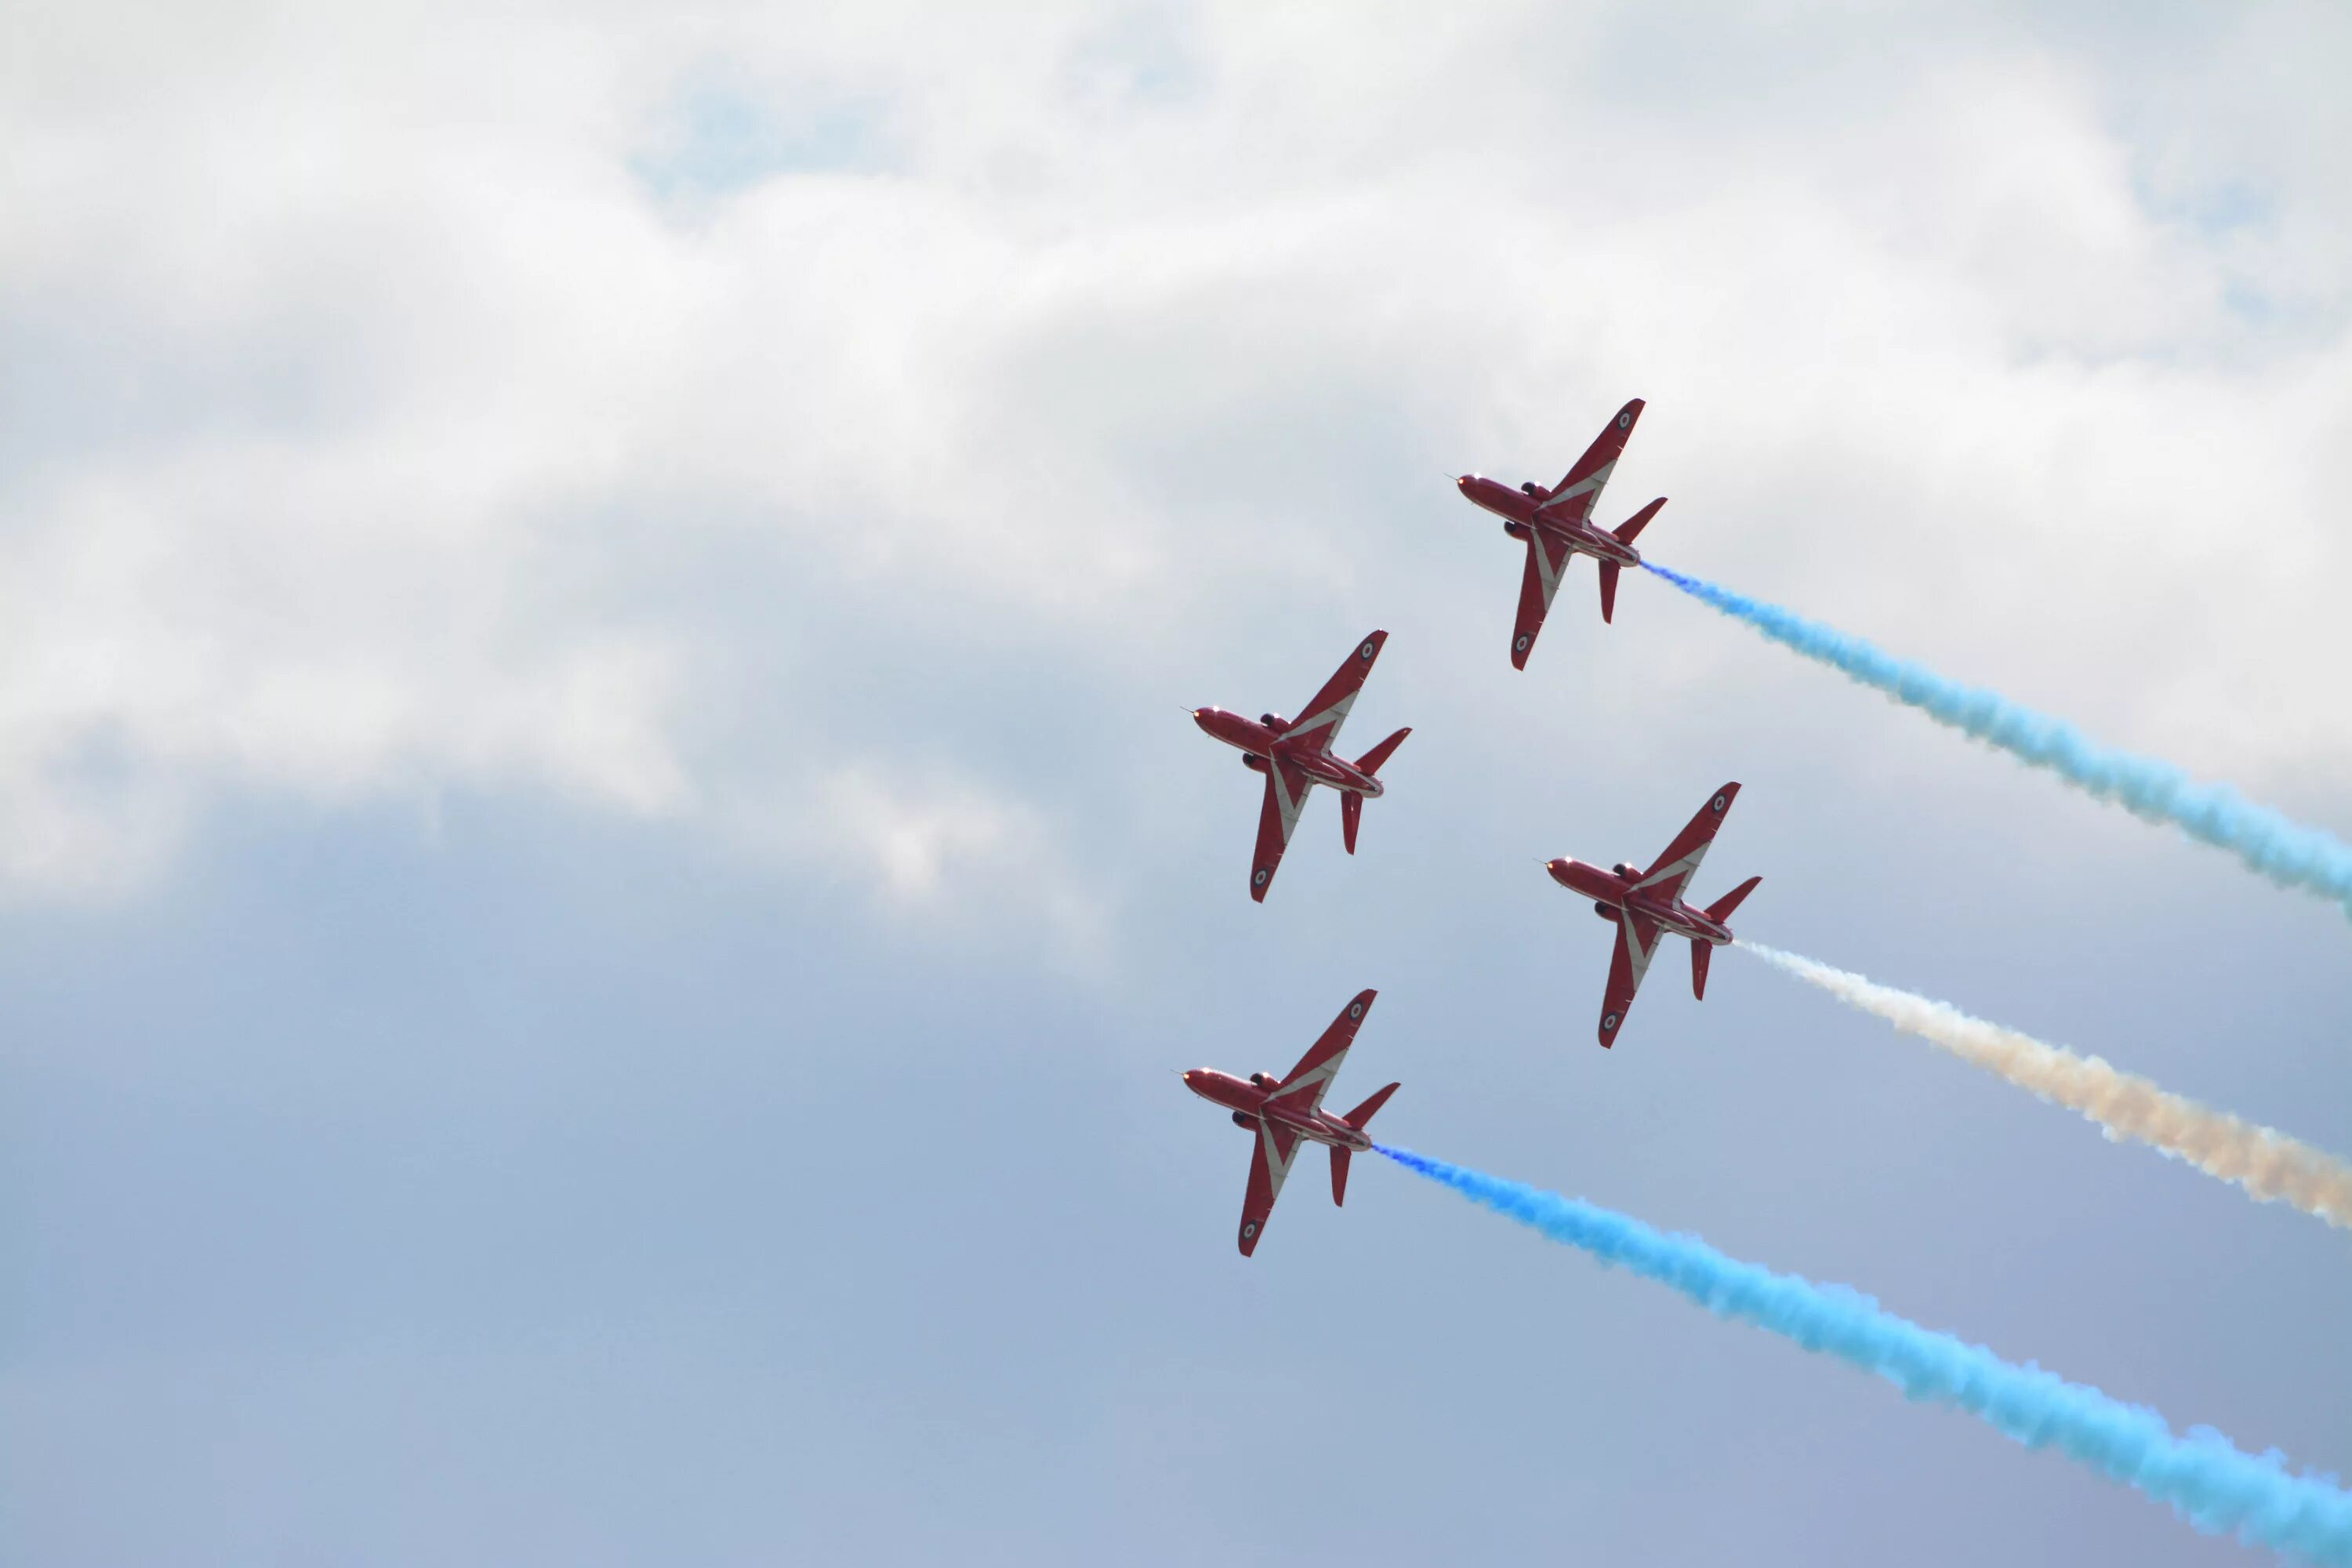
[1377,1144,2352,1563]
[1642,561,2352,918]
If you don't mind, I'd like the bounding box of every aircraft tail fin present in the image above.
[1599,561,1620,623]
[1342,728,1409,857]
[1690,938,1711,1000]
[1705,874,1762,924]
[1342,1081,1399,1130]
[1613,496,1666,546]
[1330,1146,1351,1206]
[1355,727,1410,777]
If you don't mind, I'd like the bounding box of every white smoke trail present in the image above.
[1740,942,2352,1230]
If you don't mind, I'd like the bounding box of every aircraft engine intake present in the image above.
[1593,900,1616,919]
[1258,713,1288,732]
[1521,481,1544,496]
[1612,862,1641,880]
[1503,520,1531,540]
[1241,753,1269,772]
[1249,1071,1277,1088]
[1231,1110,1258,1129]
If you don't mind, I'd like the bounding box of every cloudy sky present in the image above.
[6,2,2351,1563]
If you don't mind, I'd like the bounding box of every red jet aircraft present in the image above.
[1544,782,1762,1048]
[1191,631,1411,902]
[1456,397,1668,666]
[1181,988,1399,1257]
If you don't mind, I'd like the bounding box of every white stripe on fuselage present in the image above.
[1267,1049,1348,1114]
[1265,758,1314,848]
[1635,848,1707,896]
[1538,456,1616,519]
[1258,1118,1298,1200]
[1278,747,1379,794]
[1618,893,1726,945]
[1619,909,1656,992]
[1262,1102,1363,1152]
[1532,532,1566,607]
[1286,690,1356,751]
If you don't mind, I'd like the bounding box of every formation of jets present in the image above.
[1182,397,1762,1254]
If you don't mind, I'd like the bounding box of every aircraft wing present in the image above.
[1598,910,1663,1047]
[1239,1116,1305,1256]
[1537,397,1644,526]
[1283,631,1387,754]
[1265,989,1377,1118]
[1635,782,1742,905]
[1248,756,1315,902]
[1511,530,1577,670]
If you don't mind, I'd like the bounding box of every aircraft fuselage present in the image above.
[1456,475,1643,568]
[1190,707,1386,795]
[1181,1069,1375,1153]
[1546,856,1735,946]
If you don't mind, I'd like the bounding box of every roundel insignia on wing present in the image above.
[1712,793,1727,811]
[1514,633,1530,652]
[1348,1001,1364,1020]
[1252,868,1269,887]
[1602,1012,1620,1030]
[1359,640,1376,660]
[1241,1221,1258,1240]
[1617,410,1632,429]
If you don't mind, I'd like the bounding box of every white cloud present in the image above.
[2,0,2347,925]
[784,765,1108,963]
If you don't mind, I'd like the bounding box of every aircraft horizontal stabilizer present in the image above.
[1343,1081,1399,1129]
[1706,875,1762,924]
[1614,496,1666,546]
[1356,727,1411,776]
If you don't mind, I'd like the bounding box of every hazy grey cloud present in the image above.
[2,0,2345,943]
